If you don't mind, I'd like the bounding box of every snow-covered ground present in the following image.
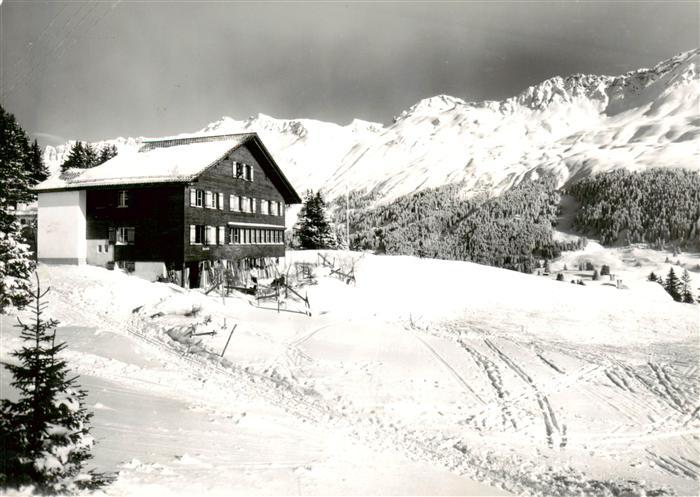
[2,251,699,496]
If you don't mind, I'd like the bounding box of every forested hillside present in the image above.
[333,179,583,273]
[567,169,700,247]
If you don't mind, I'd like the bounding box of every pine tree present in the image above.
[0,105,35,219]
[0,105,35,312]
[648,271,659,282]
[0,277,111,493]
[664,268,682,302]
[600,264,610,276]
[96,144,118,166]
[26,140,49,185]
[60,142,85,172]
[83,143,98,169]
[681,269,695,304]
[296,190,337,249]
[0,221,34,313]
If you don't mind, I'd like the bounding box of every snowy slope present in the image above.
[2,253,698,496]
[42,49,699,205]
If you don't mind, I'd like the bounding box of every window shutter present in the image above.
[250,198,256,213]
[218,193,224,210]
[108,227,116,243]
[250,166,254,182]
[229,194,234,211]
[190,225,196,244]
[204,191,211,208]
[218,226,224,245]
[190,188,196,206]
[127,227,135,244]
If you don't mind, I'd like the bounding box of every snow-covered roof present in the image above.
[34,133,253,191]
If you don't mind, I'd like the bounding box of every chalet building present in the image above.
[34,133,301,287]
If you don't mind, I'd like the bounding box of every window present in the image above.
[190,225,206,244]
[205,226,215,245]
[97,245,103,253]
[244,164,253,181]
[233,228,240,244]
[249,198,256,213]
[234,162,244,179]
[261,200,269,215]
[118,190,129,208]
[190,189,204,208]
[116,227,135,245]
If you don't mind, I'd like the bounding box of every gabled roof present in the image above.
[34,133,302,204]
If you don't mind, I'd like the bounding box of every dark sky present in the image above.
[1,1,698,146]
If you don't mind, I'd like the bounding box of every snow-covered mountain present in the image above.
[43,49,699,205]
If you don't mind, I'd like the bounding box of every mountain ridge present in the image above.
[42,48,699,205]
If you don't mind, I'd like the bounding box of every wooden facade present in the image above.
[86,185,185,265]
[184,140,287,264]
[74,134,301,287]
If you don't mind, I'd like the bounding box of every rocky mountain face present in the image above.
[43,49,699,205]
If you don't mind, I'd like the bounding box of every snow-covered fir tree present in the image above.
[681,269,695,304]
[0,222,34,313]
[97,144,118,165]
[664,267,682,302]
[0,278,111,494]
[295,190,337,249]
[60,142,118,172]
[26,139,49,185]
[0,104,36,312]
[0,106,35,215]
[60,142,88,172]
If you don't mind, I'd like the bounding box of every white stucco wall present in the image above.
[37,190,87,264]
[86,239,113,267]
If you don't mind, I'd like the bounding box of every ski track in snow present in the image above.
[3,256,699,497]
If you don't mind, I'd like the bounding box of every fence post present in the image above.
[221,324,237,357]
